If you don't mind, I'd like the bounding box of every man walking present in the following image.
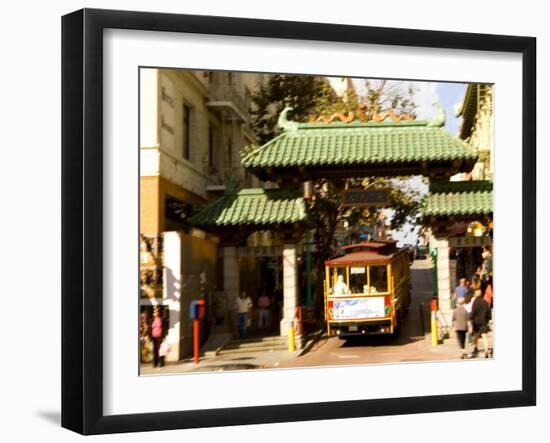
[235,291,253,338]
[469,289,492,358]
[454,277,469,304]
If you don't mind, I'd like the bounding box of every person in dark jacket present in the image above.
[469,289,492,358]
[452,298,469,359]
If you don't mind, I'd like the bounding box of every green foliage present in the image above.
[250,75,327,145]
[363,79,417,115]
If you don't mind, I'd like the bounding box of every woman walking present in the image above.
[452,298,469,359]
[151,307,164,367]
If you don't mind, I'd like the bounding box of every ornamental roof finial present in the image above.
[427,102,446,127]
[277,106,299,132]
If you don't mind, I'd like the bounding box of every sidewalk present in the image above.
[433,322,494,359]
[140,332,304,375]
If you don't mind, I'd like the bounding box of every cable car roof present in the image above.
[325,241,406,266]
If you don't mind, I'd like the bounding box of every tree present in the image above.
[250,75,330,145]
[362,79,417,117]
[250,76,424,310]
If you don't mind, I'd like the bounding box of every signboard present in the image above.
[332,297,386,320]
[342,189,390,207]
[449,236,492,248]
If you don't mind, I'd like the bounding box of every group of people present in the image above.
[331,274,382,296]
[451,275,493,359]
[234,290,279,338]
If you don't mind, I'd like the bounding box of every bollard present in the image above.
[288,327,296,352]
[431,310,439,345]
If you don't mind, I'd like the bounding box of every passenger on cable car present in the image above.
[363,284,378,294]
[332,275,351,296]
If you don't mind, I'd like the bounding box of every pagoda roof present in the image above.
[242,106,478,182]
[422,180,493,217]
[188,188,310,229]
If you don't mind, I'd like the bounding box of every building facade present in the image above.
[426,83,494,332]
[139,69,268,362]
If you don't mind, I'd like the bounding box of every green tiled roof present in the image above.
[241,124,477,169]
[189,188,309,228]
[422,181,493,217]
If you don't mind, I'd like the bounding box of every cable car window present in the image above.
[369,265,388,293]
[331,268,350,296]
[349,266,367,294]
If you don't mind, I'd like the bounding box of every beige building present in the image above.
[428,83,494,333]
[139,68,268,362]
[457,84,494,181]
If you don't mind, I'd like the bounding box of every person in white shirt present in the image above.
[332,275,350,297]
[235,291,253,338]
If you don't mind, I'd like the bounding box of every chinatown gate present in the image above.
[190,105,492,342]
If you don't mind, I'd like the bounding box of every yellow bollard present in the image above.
[431,311,439,346]
[288,327,296,352]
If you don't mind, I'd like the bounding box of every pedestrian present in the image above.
[452,298,469,359]
[471,275,482,291]
[481,247,492,279]
[453,277,469,304]
[150,306,164,368]
[469,289,492,358]
[257,291,271,331]
[484,275,493,307]
[159,337,169,367]
[235,291,253,338]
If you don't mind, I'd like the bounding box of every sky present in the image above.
[349,78,468,246]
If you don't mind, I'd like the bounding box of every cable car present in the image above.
[324,240,411,338]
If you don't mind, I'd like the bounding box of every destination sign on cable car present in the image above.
[342,188,389,207]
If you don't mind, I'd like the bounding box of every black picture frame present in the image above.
[61,8,536,435]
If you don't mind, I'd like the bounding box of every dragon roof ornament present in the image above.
[426,102,446,127]
[310,103,417,124]
[276,102,446,130]
[277,106,299,132]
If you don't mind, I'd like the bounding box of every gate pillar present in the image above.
[280,243,298,337]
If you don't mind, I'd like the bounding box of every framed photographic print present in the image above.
[61,8,536,435]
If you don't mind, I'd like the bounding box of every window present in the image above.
[330,268,349,296]
[368,265,388,293]
[349,267,367,294]
[182,104,191,160]
[208,127,214,168]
